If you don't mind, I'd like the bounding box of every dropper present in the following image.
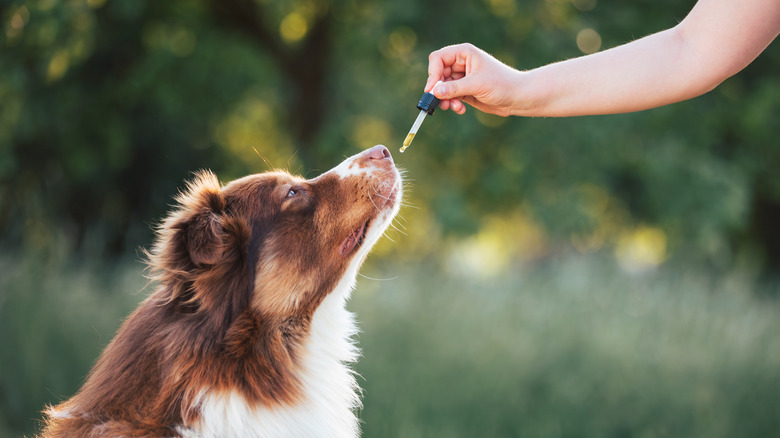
[400,81,442,153]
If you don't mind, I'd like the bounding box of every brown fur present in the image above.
[39,147,398,437]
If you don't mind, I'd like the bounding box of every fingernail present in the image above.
[435,84,448,98]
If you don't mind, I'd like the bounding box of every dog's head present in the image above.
[147,145,401,319]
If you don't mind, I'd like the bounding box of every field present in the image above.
[1,252,778,437]
[4,1,780,437]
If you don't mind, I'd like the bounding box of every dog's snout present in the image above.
[363,145,391,161]
[330,144,398,180]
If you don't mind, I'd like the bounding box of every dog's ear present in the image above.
[146,170,254,311]
[145,170,228,274]
[176,171,227,267]
[185,210,223,266]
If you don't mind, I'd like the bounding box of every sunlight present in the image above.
[280,12,309,44]
[380,27,417,61]
[485,0,517,18]
[616,226,668,273]
[447,210,549,278]
[213,95,298,170]
[350,116,392,149]
[576,28,602,54]
[46,50,70,82]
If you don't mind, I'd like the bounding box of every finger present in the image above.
[436,98,466,115]
[425,74,446,92]
[434,74,480,101]
[426,49,448,91]
[426,43,473,90]
[425,74,439,93]
[450,99,467,115]
[450,71,465,81]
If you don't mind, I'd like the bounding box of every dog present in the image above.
[39,145,402,437]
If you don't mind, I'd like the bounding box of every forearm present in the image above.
[513,28,711,117]
[512,0,780,117]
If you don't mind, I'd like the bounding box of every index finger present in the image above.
[425,44,472,91]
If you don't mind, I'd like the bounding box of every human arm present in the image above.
[426,0,780,117]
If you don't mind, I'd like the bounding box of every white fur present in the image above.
[47,407,73,420]
[179,285,360,438]
[180,149,401,438]
[331,147,390,180]
[180,253,367,438]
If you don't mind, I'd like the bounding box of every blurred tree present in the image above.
[1,0,779,275]
[209,0,332,161]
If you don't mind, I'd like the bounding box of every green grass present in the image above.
[352,257,780,438]
[0,252,146,436]
[1,253,778,437]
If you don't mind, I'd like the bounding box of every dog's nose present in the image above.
[363,145,391,161]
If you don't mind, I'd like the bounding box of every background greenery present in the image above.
[1,0,778,436]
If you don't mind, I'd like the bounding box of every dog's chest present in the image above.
[181,293,361,438]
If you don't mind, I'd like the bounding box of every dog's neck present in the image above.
[181,274,362,438]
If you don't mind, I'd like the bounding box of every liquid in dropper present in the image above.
[400,133,415,153]
[400,81,441,153]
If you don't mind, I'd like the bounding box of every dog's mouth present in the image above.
[340,219,370,256]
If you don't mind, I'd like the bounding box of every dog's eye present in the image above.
[286,188,298,198]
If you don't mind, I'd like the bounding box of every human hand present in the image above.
[425,43,522,116]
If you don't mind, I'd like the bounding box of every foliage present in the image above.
[1,0,779,434]
[1,0,779,273]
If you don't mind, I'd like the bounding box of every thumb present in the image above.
[433,76,480,100]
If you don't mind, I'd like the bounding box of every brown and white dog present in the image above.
[39,145,402,437]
